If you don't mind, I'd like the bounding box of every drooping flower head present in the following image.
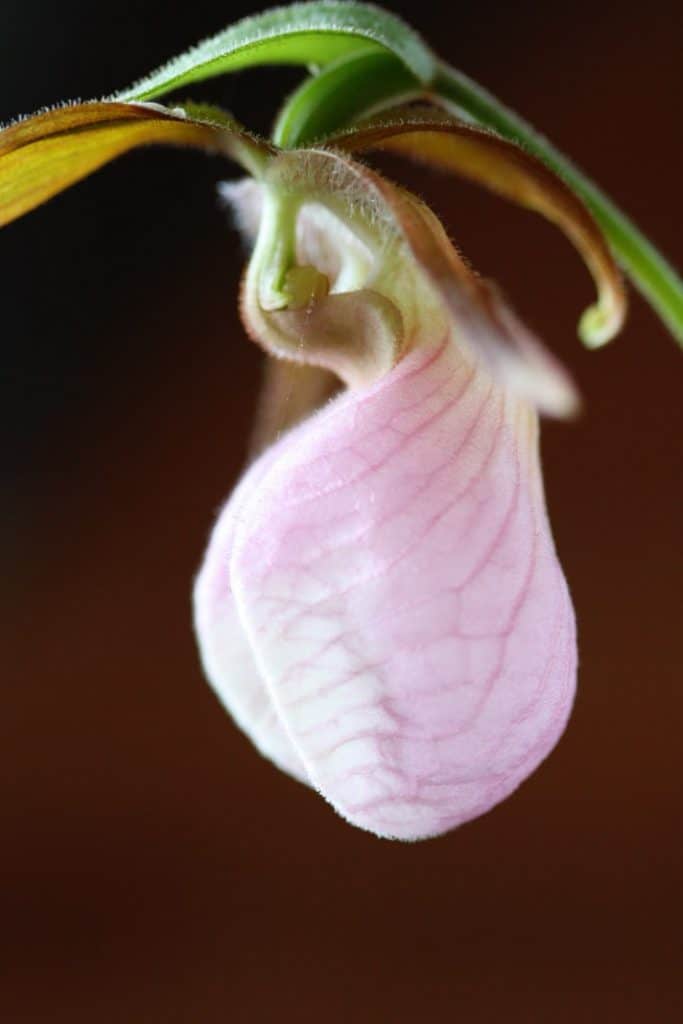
[2,3,680,839]
[192,138,607,839]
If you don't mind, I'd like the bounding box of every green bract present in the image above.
[114,1,435,101]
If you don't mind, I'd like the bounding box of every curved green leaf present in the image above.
[115,1,435,102]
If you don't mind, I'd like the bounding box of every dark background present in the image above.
[2,1,682,1020]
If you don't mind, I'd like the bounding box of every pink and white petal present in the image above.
[229,334,577,839]
[193,449,309,783]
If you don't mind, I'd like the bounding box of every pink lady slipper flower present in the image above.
[2,3,679,839]
[192,125,625,840]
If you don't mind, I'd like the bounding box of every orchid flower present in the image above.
[2,3,680,840]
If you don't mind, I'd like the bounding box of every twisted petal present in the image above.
[194,332,576,839]
[0,101,270,227]
[331,105,626,347]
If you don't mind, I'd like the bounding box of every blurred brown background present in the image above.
[2,1,682,1020]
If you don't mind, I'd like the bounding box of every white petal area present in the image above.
[193,449,308,783]
[229,334,577,839]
